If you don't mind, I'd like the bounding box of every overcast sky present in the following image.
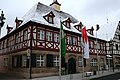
[0,0,120,37]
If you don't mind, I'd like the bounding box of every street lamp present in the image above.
[0,10,6,36]
[110,40,114,72]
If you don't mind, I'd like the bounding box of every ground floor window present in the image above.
[22,54,27,67]
[90,58,97,67]
[53,55,59,66]
[78,57,82,67]
[36,55,44,67]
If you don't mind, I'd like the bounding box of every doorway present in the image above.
[68,58,76,74]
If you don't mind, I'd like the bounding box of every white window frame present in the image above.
[54,33,59,42]
[78,57,82,67]
[46,31,52,41]
[68,36,72,45]
[38,30,45,40]
[22,55,27,67]
[91,41,94,48]
[53,56,59,66]
[36,55,44,67]
[90,58,97,67]
[97,43,100,49]
[73,37,77,45]
[66,22,70,28]
[49,17,53,23]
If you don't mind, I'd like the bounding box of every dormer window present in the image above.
[43,11,55,24]
[74,22,83,31]
[63,18,71,29]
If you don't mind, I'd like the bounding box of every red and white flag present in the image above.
[82,27,89,59]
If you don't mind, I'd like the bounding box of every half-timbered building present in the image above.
[97,21,120,70]
[0,0,107,78]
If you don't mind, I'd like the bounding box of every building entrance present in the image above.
[68,58,76,74]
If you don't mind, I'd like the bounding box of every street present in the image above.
[91,72,120,80]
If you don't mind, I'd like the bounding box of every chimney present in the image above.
[50,0,61,11]
[6,25,13,34]
[15,17,23,28]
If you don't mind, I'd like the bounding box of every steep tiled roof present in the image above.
[20,2,79,33]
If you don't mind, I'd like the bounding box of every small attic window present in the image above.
[74,22,83,31]
[63,18,71,29]
[43,11,55,24]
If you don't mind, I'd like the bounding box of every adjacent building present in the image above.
[97,21,120,70]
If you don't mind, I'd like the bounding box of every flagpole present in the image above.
[81,28,84,79]
[81,28,85,78]
[59,20,62,80]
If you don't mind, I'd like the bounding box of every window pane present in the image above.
[54,33,59,42]
[49,17,53,23]
[46,31,52,41]
[22,55,27,67]
[78,57,82,67]
[53,56,59,66]
[73,37,77,45]
[68,36,72,45]
[36,55,44,67]
[38,30,45,40]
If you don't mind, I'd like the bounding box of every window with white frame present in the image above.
[23,29,28,41]
[54,33,59,42]
[101,43,104,50]
[78,57,82,67]
[90,58,97,67]
[97,43,100,49]
[66,22,70,28]
[73,37,77,45]
[67,36,72,45]
[49,17,53,23]
[36,55,44,67]
[46,31,52,41]
[38,30,45,40]
[91,41,94,48]
[53,56,59,66]
[22,55,27,67]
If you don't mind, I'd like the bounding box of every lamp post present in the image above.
[0,10,6,37]
[110,40,114,72]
